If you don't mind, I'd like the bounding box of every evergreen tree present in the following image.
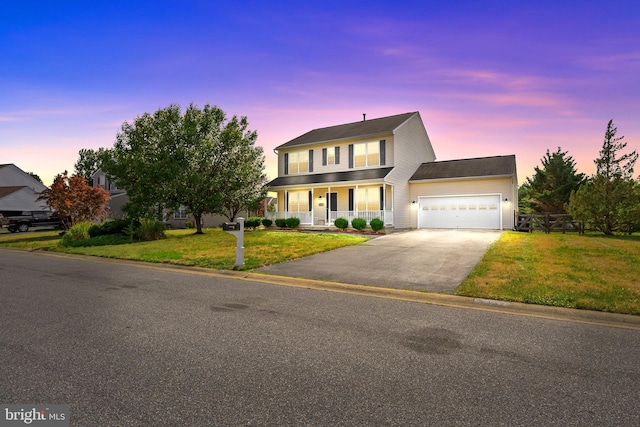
[568,120,639,235]
[595,119,638,180]
[524,147,585,214]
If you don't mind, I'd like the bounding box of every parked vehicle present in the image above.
[3,210,67,233]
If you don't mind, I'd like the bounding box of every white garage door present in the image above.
[418,195,501,229]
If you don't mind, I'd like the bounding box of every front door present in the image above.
[326,192,337,222]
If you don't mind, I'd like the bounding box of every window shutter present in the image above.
[309,149,314,172]
[284,153,289,175]
[380,140,386,165]
[322,148,327,166]
[308,191,312,211]
[335,146,340,164]
[380,186,384,209]
[285,193,289,212]
[349,189,354,211]
[348,144,354,168]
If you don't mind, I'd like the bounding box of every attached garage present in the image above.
[409,156,518,231]
[418,194,501,229]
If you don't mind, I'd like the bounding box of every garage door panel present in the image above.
[419,195,500,229]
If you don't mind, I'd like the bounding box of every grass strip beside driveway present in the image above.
[457,231,640,315]
[0,229,369,270]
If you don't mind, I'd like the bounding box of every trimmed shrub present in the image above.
[261,218,273,227]
[351,217,367,231]
[135,219,166,241]
[370,218,384,232]
[275,218,287,228]
[334,217,349,230]
[245,217,262,229]
[88,219,130,237]
[61,233,132,247]
[285,217,300,228]
[185,220,194,229]
[60,221,93,246]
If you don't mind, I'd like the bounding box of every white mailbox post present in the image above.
[222,217,245,268]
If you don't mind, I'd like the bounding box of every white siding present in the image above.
[0,187,48,211]
[386,113,436,228]
[278,135,396,176]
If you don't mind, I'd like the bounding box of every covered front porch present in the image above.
[267,183,394,227]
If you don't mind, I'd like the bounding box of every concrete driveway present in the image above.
[256,229,502,293]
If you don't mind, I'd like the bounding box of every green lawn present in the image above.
[457,231,640,315]
[0,228,369,270]
[2,228,639,314]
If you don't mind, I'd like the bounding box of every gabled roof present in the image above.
[268,167,394,188]
[276,112,418,150]
[0,186,28,198]
[410,155,516,181]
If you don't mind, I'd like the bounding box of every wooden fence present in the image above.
[516,213,584,234]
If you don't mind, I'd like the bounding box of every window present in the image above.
[357,187,381,211]
[328,147,335,164]
[286,150,313,174]
[287,191,309,212]
[351,141,382,168]
[322,146,338,165]
[174,205,188,219]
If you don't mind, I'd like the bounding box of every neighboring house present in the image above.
[0,164,51,214]
[92,168,129,220]
[266,112,518,230]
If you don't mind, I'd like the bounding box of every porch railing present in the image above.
[265,211,313,225]
[266,210,392,226]
[328,210,385,224]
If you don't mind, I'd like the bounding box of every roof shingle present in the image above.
[276,112,418,149]
[410,155,516,181]
[267,167,393,188]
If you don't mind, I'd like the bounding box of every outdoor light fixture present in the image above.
[504,197,508,202]
[319,195,323,199]
[412,200,416,204]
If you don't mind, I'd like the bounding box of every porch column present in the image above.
[355,184,359,219]
[382,183,386,223]
[284,190,288,218]
[327,186,331,224]
[390,186,394,225]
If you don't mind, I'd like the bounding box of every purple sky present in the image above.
[1,1,639,186]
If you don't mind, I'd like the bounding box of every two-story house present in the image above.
[267,112,518,230]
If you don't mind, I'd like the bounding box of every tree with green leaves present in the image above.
[101,103,267,234]
[522,147,585,214]
[568,120,639,235]
[26,172,43,184]
[74,148,108,184]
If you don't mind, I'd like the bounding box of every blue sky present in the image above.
[1,0,639,185]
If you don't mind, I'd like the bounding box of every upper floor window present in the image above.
[349,140,385,168]
[322,146,340,165]
[285,149,313,175]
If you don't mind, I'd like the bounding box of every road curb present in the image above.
[216,269,640,331]
[3,247,640,330]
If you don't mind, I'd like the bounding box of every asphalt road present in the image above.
[1,249,639,426]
